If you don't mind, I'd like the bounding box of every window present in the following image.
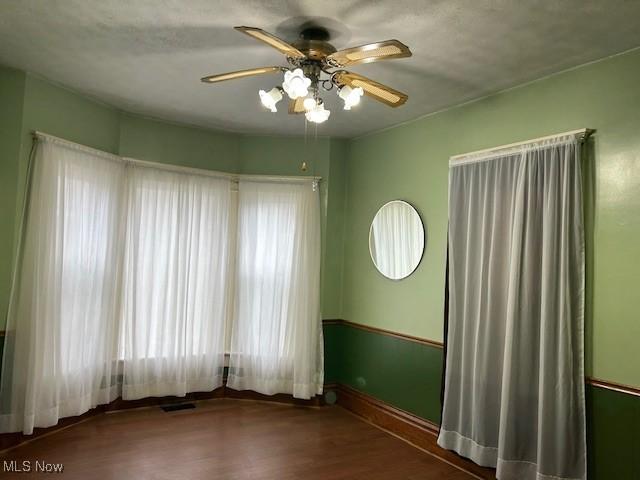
[0,137,323,435]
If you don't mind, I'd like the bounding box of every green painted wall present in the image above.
[332,325,444,423]
[238,135,329,177]
[324,139,348,319]
[118,113,240,173]
[21,75,121,156]
[586,384,640,479]
[322,325,342,385]
[343,48,640,389]
[0,67,25,327]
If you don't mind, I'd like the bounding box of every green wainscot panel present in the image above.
[332,324,444,424]
[586,384,640,479]
[323,323,342,385]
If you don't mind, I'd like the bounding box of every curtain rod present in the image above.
[449,128,595,164]
[32,131,123,162]
[32,131,322,183]
[122,157,322,184]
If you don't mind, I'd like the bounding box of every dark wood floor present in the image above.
[1,399,475,479]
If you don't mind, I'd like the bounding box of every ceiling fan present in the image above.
[201,26,412,124]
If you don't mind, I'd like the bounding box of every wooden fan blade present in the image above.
[326,39,411,67]
[288,98,306,114]
[235,26,306,59]
[201,66,286,83]
[333,71,408,107]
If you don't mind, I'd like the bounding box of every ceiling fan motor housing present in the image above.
[300,26,331,42]
[291,25,337,62]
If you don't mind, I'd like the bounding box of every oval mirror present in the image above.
[369,200,425,280]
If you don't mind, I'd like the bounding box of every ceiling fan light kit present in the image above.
[338,85,364,110]
[282,68,312,99]
[201,25,412,125]
[305,100,331,124]
[258,87,284,112]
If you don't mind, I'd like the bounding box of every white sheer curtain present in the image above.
[0,138,234,434]
[1,135,324,434]
[119,166,232,399]
[438,136,586,480]
[227,180,323,399]
[0,139,125,434]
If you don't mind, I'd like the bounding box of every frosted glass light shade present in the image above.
[305,102,330,124]
[303,97,317,111]
[259,87,283,112]
[282,68,311,99]
[338,85,364,110]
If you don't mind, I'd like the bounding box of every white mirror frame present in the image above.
[368,200,425,281]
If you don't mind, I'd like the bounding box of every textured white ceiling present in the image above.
[1,0,640,138]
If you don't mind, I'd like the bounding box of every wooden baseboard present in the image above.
[105,387,226,412]
[328,384,496,480]
[0,408,103,452]
[224,386,324,407]
[0,384,323,452]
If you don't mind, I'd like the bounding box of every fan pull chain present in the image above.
[312,123,318,191]
[301,119,308,172]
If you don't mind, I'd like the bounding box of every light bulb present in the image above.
[338,85,364,110]
[305,101,330,124]
[282,68,311,99]
[258,87,283,112]
[303,96,317,111]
